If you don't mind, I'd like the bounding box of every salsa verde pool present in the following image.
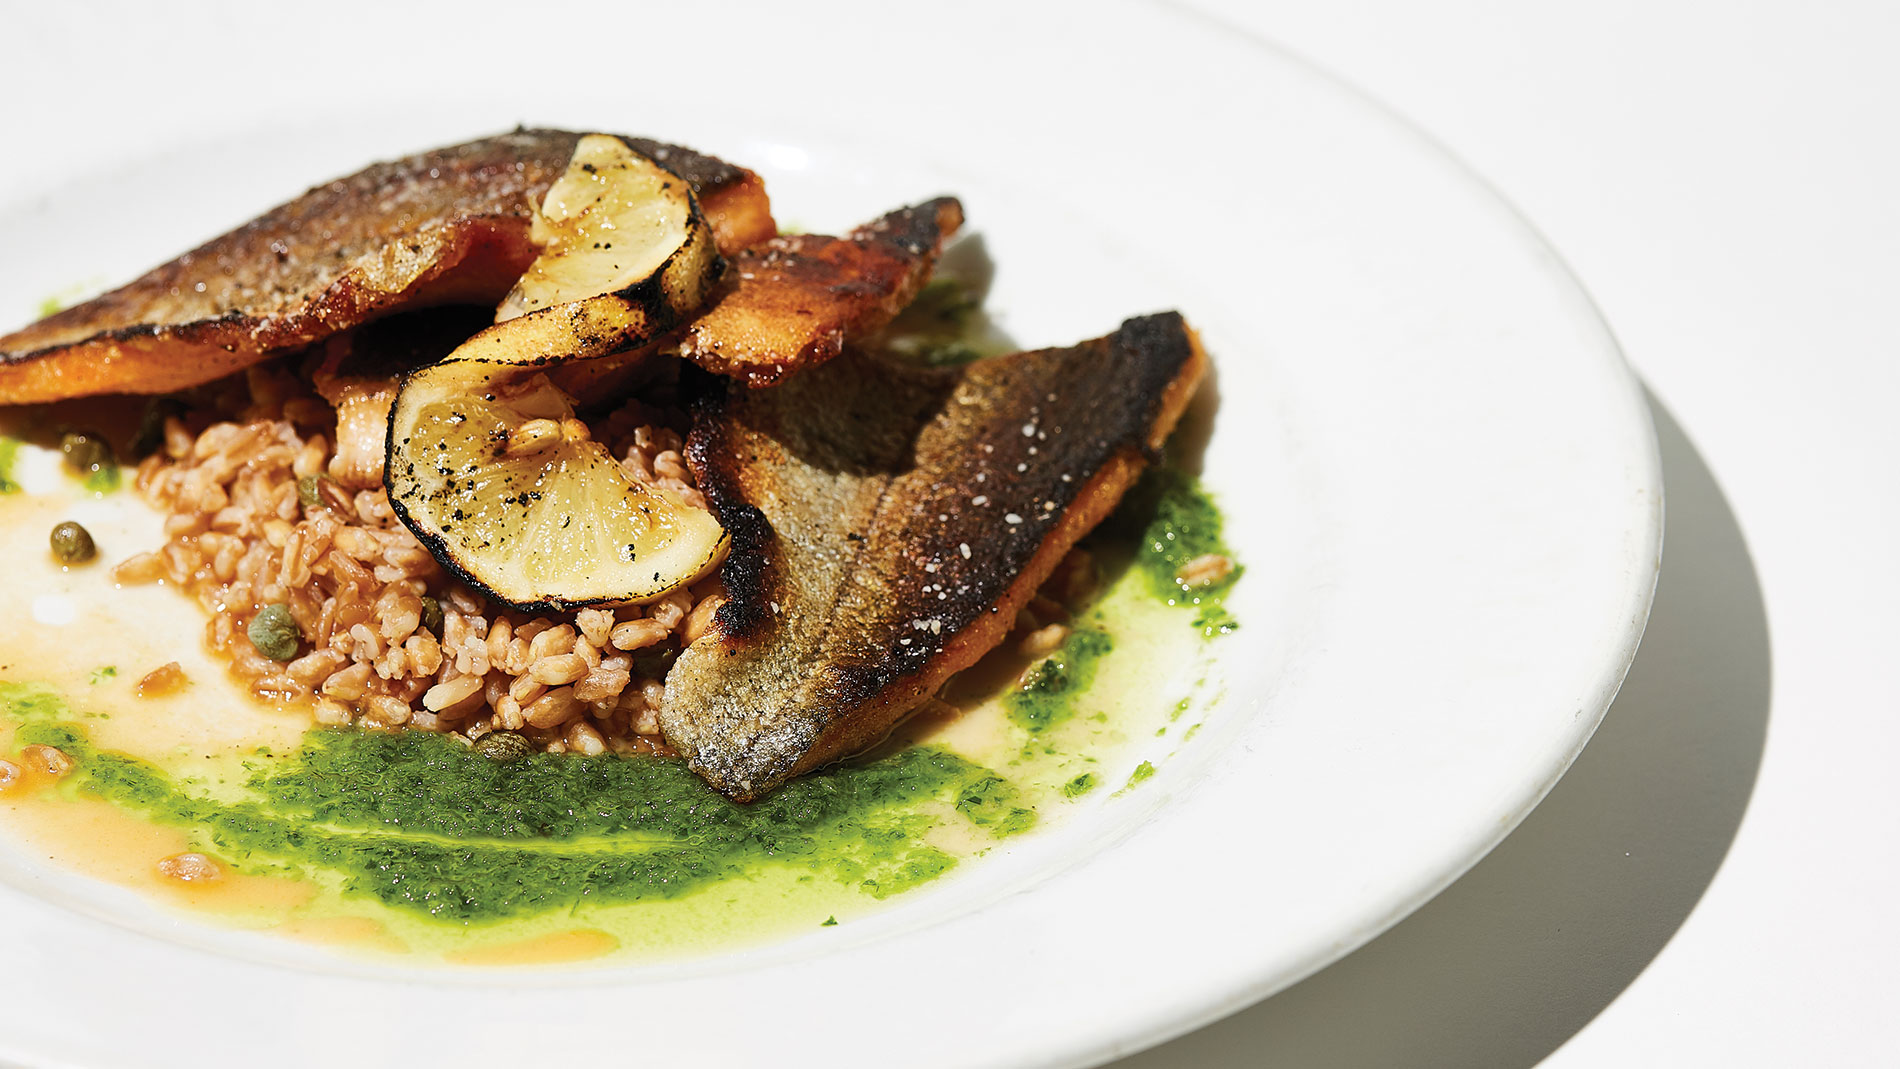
[0,462,1236,962]
[6,693,1032,922]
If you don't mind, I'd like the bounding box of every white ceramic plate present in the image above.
[0,4,1659,1067]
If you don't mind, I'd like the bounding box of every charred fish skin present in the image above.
[0,130,774,404]
[666,312,1208,801]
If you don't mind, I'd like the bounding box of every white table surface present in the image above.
[5,2,1895,1066]
[1113,2,1900,1065]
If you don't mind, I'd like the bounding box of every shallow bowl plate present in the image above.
[0,5,1659,1067]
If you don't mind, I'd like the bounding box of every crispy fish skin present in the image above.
[678,197,963,387]
[664,312,1207,800]
[0,130,774,404]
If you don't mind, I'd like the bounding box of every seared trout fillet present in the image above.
[555,197,965,405]
[664,312,1207,800]
[0,130,773,403]
[681,197,963,387]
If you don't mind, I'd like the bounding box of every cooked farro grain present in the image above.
[1018,623,1072,658]
[1174,552,1235,590]
[20,744,74,778]
[156,852,222,882]
[135,662,189,699]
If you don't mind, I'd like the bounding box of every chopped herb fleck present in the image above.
[1007,628,1112,734]
[1112,467,1242,635]
[1126,761,1156,789]
[297,474,328,509]
[0,437,18,493]
[419,596,445,638]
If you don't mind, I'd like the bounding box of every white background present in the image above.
[1117,2,1900,1065]
[3,2,1895,1065]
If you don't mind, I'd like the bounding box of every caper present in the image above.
[419,596,444,638]
[246,603,301,662]
[49,521,96,564]
[473,730,533,762]
[58,430,113,475]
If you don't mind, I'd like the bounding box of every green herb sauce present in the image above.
[1119,467,1241,635]
[82,461,121,495]
[0,437,19,494]
[1007,627,1113,734]
[1,684,1033,925]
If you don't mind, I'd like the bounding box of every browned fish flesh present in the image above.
[0,131,774,404]
[663,312,1207,800]
[677,197,963,387]
[310,306,494,488]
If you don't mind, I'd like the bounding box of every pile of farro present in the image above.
[111,364,723,756]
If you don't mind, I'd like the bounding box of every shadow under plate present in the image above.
[1108,389,1772,1069]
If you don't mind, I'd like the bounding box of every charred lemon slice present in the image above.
[388,363,726,610]
[387,134,727,611]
